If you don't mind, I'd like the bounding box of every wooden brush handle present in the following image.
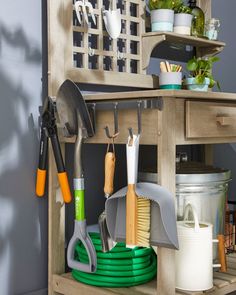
[126,184,137,246]
[104,152,115,197]
[218,234,227,272]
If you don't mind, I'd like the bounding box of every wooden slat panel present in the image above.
[48,144,66,295]
[213,272,236,283]
[226,269,236,276]
[157,97,176,295]
[213,279,230,289]
[53,274,116,295]
[227,262,236,270]
[53,272,236,295]
[132,279,157,295]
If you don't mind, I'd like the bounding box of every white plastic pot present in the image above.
[159,72,182,90]
[174,13,193,35]
[151,9,174,32]
[175,203,220,292]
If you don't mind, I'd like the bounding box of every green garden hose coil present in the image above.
[72,232,157,287]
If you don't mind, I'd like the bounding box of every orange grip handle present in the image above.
[218,234,227,272]
[58,172,72,203]
[36,168,46,197]
[104,152,116,197]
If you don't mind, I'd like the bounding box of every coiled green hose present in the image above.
[72,232,157,287]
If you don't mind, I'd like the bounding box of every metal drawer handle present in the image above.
[216,116,235,126]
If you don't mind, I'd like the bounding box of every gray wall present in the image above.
[0,1,47,295]
[212,0,236,202]
[0,0,236,295]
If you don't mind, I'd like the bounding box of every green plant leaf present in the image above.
[195,74,205,85]
[216,81,221,91]
[209,56,220,63]
[209,78,215,88]
[187,59,198,71]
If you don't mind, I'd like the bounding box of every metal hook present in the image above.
[117,50,124,61]
[127,101,142,137]
[137,101,142,135]
[88,47,95,57]
[128,127,133,139]
[104,103,119,139]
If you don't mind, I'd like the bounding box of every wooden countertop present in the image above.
[84,90,236,102]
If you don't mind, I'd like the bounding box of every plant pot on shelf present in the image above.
[159,72,182,90]
[174,13,193,35]
[151,9,174,32]
[185,77,210,92]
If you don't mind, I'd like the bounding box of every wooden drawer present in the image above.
[186,101,236,138]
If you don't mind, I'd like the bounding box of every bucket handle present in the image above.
[183,203,200,232]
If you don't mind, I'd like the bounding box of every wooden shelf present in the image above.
[84,89,236,102]
[66,69,159,89]
[53,254,236,295]
[142,32,226,69]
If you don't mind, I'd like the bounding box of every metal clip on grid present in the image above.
[88,47,95,57]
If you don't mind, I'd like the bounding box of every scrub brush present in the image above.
[126,134,151,248]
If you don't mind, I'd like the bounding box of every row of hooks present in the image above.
[104,101,142,140]
[88,47,125,60]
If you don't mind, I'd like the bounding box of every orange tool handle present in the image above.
[218,234,227,272]
[104,152,116,197]
[36,168,47,197]
[58,172,72,203]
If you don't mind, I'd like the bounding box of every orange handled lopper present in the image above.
[36,97,72,203]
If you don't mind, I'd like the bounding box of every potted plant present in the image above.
[185,56,220,91]
[149,0,175,32]
[173,1,193,35]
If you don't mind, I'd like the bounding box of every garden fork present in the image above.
[74,0,96,25]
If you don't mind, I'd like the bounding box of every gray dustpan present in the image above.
[105,182,179,249]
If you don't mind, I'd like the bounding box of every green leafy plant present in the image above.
[187,56,220,89]
[149,0,174,10]
[173,2,192,14]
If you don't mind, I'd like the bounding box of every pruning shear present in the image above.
[35,97,72,203]
[74,0,96,25]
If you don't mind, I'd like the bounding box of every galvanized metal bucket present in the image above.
[139,162,231,259]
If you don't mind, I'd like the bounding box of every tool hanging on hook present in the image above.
[74,0,96,26]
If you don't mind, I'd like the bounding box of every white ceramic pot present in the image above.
[174,13,193,35]
[175,203,220,292]
[151,9,174,32]
[159,72,182,90]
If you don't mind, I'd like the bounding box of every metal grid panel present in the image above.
[72,0,145,74]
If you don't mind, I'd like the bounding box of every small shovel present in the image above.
[98,141,117,252]
[103,0,121,40]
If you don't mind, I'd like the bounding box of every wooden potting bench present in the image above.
[47,0,236,294]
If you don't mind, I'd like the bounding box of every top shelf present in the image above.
[142,32,226,69]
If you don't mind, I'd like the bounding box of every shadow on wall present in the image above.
[0,22,47,295]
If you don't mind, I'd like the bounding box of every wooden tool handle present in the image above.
[216,116,236,126]
[104,152,116,197]
[218,234,227,272]
[126,184,137,247]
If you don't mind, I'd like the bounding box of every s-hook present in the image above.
[128,101,142,139]
[104,103,119,139]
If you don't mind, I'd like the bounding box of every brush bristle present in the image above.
[137,197,151,248]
